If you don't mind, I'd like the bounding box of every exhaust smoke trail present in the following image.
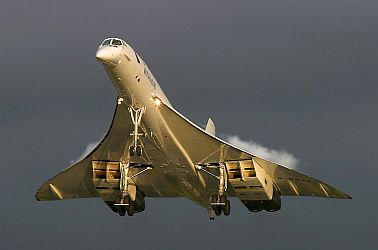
[226,135,299,169]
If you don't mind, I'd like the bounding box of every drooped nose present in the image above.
[96,47,119,62]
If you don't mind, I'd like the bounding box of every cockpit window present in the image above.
[100,38,126,47]
[101,39,111,46]
[112,39,122,46]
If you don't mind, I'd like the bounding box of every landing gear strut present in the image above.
[211,194,230,216]
[115,161,152,216]
[128,106,146,157]
[115,196,133,216]
[197,162,231,219]
[115,162,133,216]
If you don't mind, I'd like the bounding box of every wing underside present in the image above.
[35,99,131,201]
[36,97,351,207]
[155,100,351,201]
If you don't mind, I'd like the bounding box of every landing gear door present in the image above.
[253,159,274,200]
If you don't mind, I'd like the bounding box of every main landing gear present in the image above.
[211,194,230,216]
[115,195,134,216]
[128,106,146,157]
[115,162,133,216]
[196,163,231,220]
[115,162,152,216]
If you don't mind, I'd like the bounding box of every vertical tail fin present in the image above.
[205,118,216,136]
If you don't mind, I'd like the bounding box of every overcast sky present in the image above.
[1,1,377,249]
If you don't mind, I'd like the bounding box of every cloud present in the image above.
[225,135,299,169]
[79,141,99,158]
[70,141,100,164]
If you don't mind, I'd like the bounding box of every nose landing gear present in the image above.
[129,145,143,157]
[128,106,146,157]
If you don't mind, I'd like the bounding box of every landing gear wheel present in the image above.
[136,145,143,156]
[118,206,126,216]
[115,197,126,216]
[115,197,121,204]
[214,206,222,216]
[223,200,231,216]
[220,195,227,208]
[211,195,218,210]
[129,146,135,156]
[127,200,135,216]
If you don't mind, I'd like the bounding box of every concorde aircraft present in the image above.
[35,37,351,219]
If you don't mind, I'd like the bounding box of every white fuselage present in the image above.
[96,39,173,145]
[96,39,170,106]
[96,38,214,207]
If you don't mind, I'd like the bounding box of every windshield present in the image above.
[112,39,122,46]
[101,39,111,46]
[100,38,125,47]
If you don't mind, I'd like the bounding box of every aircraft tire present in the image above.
[211,195,218,210]
[127,201,135,216]
[223,200,231,216]
[220,194,227,208]
[136,145,142,156]
[118,206,126,216]
[129,146,135,156]
[214,206,222,216]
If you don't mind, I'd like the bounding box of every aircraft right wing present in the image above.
[155,99,351,201]
[35,98,132,201]
[251,157,351,199]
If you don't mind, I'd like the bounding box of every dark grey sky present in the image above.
[1,1,377,249]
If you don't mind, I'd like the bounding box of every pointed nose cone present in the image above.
[96,48,113,62]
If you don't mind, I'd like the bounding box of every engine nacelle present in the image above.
[242,191,281,212]
[263,191,281,212]
[243,200,265,212]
